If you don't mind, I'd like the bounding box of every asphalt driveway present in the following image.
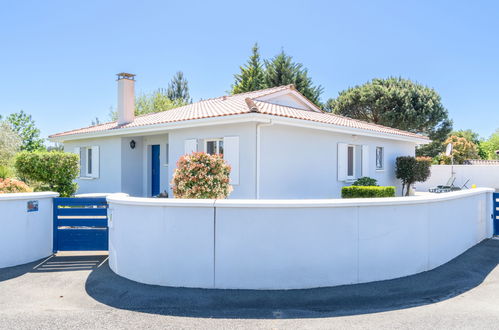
[0,239,498,329]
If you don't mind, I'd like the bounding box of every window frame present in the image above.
[85,147,93,177]
[376,146,384,171]
[204,138,224,156]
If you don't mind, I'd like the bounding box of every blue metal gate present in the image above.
[494,193,499,236]
[53,197,109,252]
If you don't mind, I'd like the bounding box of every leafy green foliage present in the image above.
[231,45,323,106]
[14,151,79,197]
[0,121,22,167]
[451,129,487,159]
[264,51,323,106]
[326,77,452,157]
[341,186,395,198]
[5,110,45,151]
[0,165,13,179]
[352,177,378,186]
[481,129,499,160]
[171,152,232,199]
[167,71,192,104]
[109,91,186,120]
[231,43,266,94]
[395,156,432,196]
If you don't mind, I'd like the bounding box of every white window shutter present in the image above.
[184,139,197,154]
[337,143,348,181]
[91,146,99,178]
[362,145,369,177]
[223,136,239,185]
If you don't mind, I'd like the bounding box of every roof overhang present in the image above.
[49,113,430,145]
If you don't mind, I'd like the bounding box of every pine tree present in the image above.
[231,43,265,94]
[167,71,192,104]
[264,50,323,106]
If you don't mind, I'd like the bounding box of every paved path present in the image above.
[0,239,498,329]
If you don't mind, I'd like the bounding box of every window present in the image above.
[205,139,224,156]
[376,147,384,170]
[86,148,93,176]
[347,145,355,179]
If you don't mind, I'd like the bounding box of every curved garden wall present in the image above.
[107,188,494,290]
[0,192,58,268]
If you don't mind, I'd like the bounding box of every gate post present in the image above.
[494,193,499,236]
[52,198,58,253]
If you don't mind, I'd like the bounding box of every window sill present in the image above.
[376,169,385,172]
[78,176,98,180]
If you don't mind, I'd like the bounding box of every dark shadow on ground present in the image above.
[85,239,499,319]
[0,257,49,282]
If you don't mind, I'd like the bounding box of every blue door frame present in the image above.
[53,197,108,252]
[151,144,160,196]
[494,193,499,236]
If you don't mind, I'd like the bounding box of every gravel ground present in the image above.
[0,239,498,329]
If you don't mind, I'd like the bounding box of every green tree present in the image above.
[395,156,432,196]
[436,135,479,164]
[5,110,45,151]
[482,129,499,159]
[167,71,192,104]
[0,121,22,167]
[231,43,266,94]
[326,77,452,157]
[264,50,323,106]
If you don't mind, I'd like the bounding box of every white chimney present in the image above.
[117,72,135,125]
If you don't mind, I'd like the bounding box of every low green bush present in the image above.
[15,151,79,197]
[352,177,377,186]
[341,186,395,198]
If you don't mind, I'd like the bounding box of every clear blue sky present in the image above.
[1,0,498,141]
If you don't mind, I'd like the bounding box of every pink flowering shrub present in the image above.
[171,152,232,199]
[0,178,32,193]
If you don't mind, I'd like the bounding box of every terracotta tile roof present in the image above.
[50,85,428,141]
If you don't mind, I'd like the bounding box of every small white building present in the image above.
[49,73,429,198]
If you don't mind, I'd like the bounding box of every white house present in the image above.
[49,73,429,198]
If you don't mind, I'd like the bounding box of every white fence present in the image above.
[107,188,494,290]
[0,192,58,268]
[416,165,499,192]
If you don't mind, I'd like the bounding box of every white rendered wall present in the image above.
[168,123,257,199]
[107,188,493,289]
[259,124,416,198]
[64,137,123,194]
[0,192,58,268]
[416,165,499,192]
[141,134,169,197]
[121,136,144,196]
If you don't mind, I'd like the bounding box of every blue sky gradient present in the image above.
[1,0,498,140]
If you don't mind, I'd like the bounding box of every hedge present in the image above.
[15,151,79,197]
[341,186,395,198]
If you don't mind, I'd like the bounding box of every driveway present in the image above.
[0,239,498,329]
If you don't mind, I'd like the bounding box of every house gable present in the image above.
[255,89,321,112]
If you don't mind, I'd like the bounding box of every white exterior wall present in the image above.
[259,124,416,198]
[168,123,257,199]
[64,137,122,194]
[121,137,144,196]
[0,192,58,268]
[416,165,499,192]
[107,188,493,289]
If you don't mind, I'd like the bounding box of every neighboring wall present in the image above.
[417,165,499,192]
[259,124,416,198]
[0,192,58,268]
[168,122,257,199]
[107,188,493,289]
[64,137,123,194]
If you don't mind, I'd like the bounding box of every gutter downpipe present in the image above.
[256,120,273,199]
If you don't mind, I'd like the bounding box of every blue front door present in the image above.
[151,145,160,196]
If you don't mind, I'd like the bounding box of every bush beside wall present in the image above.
[14,151,79,197]
[342,186,396,198]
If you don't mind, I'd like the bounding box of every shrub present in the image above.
[14,151,79,197]
[342,186,395,198]
[171,152,233,199]
[0,165,13,179]
[352,177,377,186]
[0,178,32,193]
[395,156,432,196]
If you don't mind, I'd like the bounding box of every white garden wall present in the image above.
[0,192,58,268]
[416,165,499,192]
[107,188,493,289]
